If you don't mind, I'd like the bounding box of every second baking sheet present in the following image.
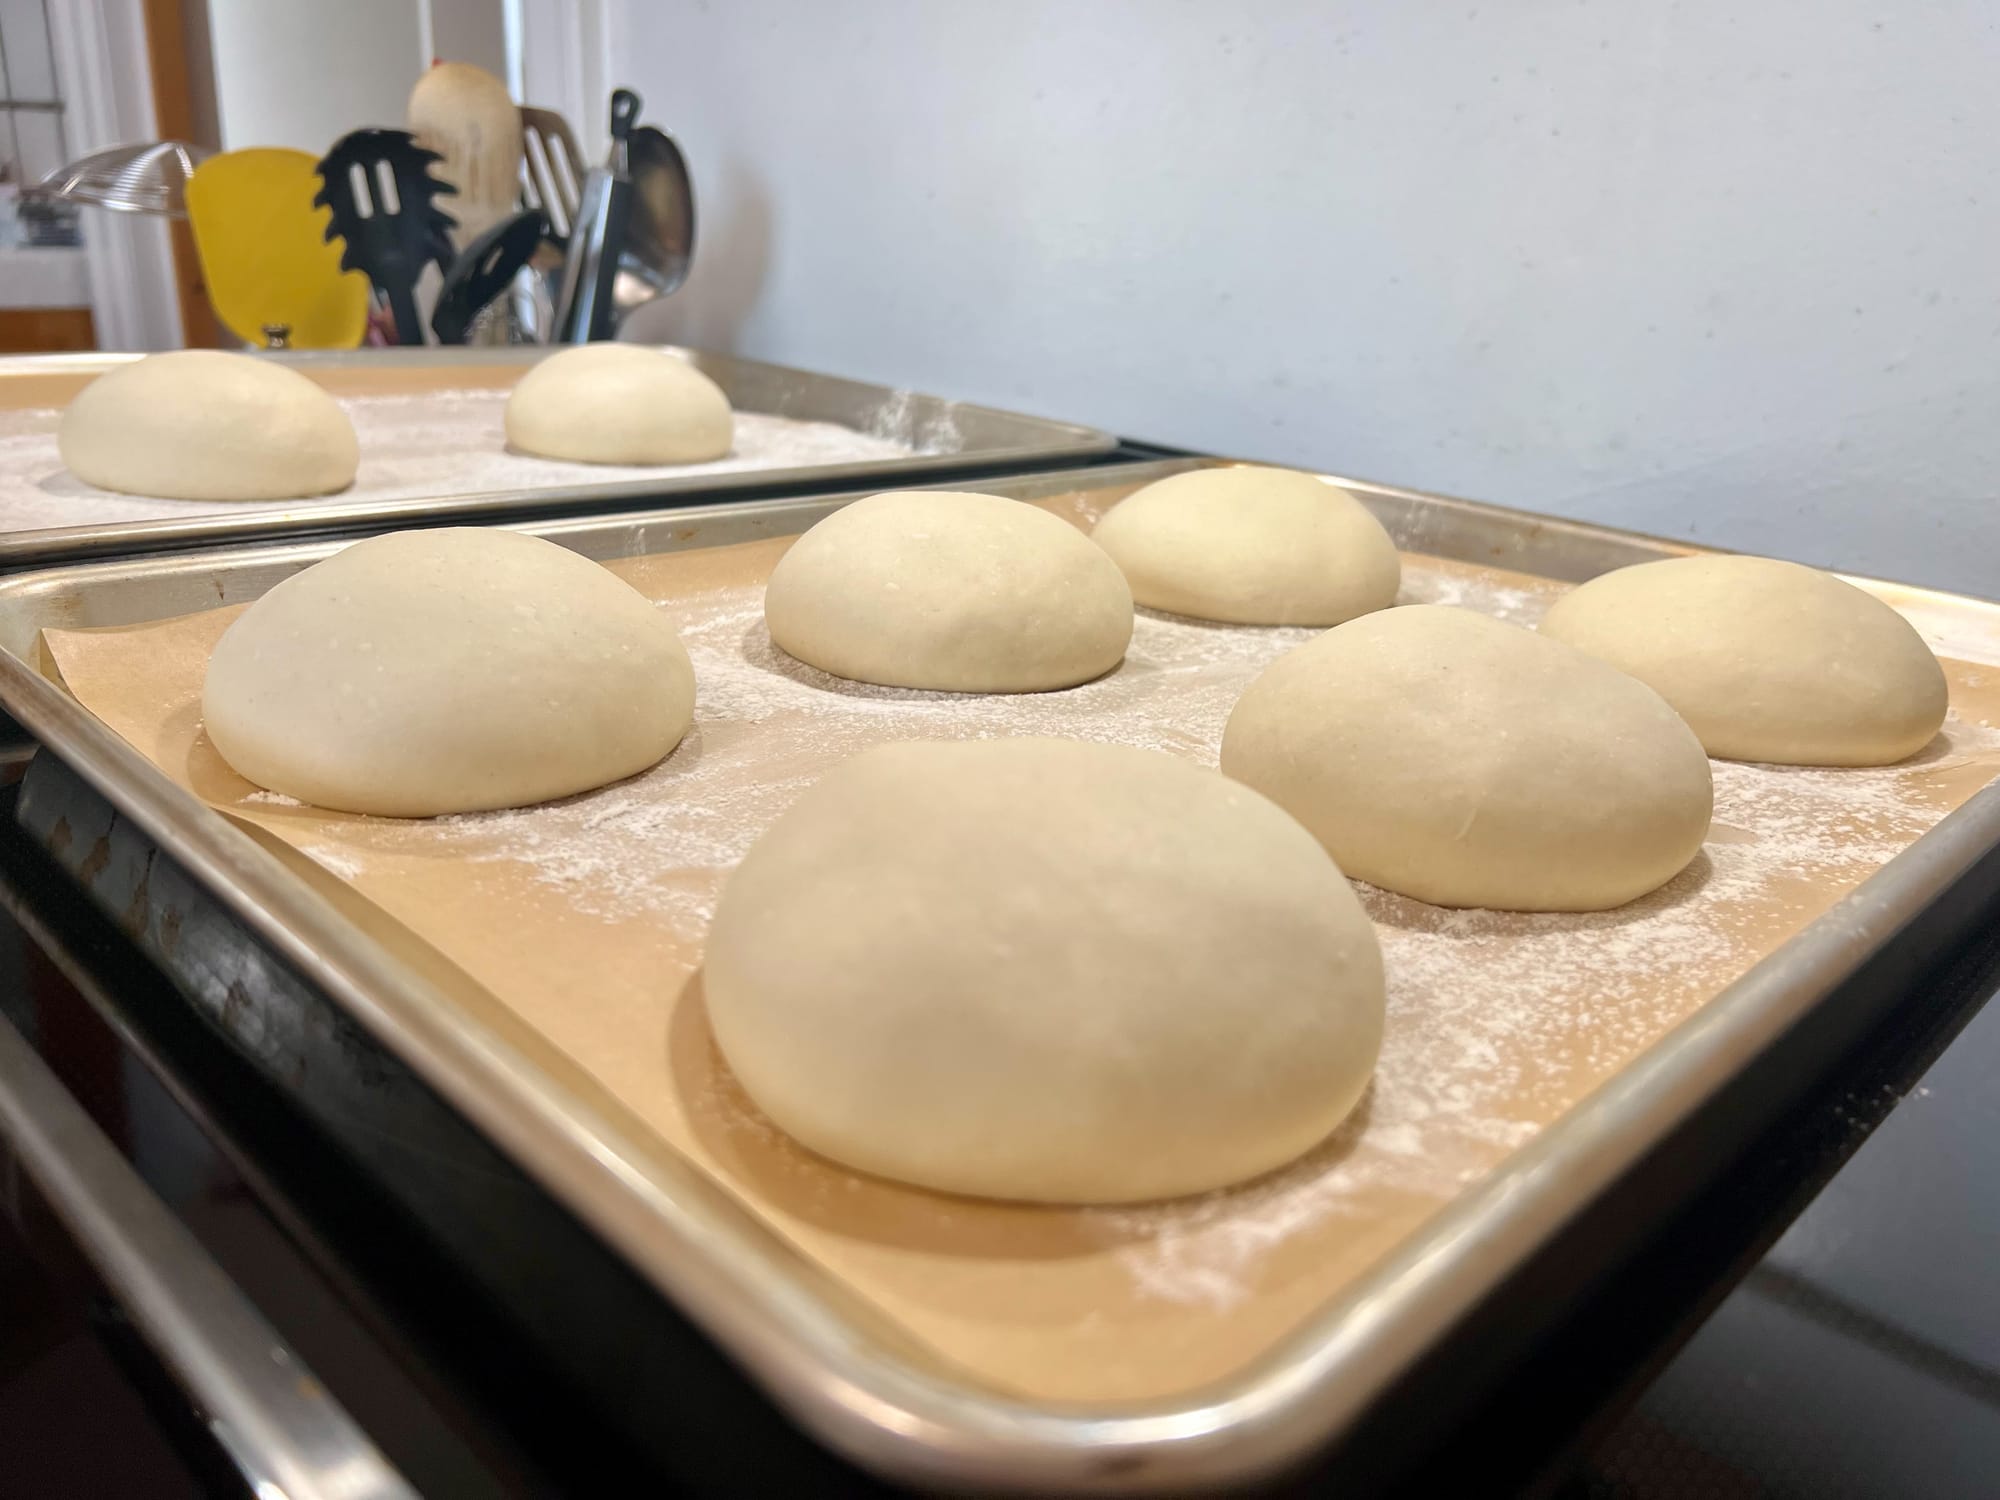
[0,349,1114,569]
[0,376,915,531]
[38,481,2000,1407]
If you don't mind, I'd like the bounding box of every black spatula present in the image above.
[314,128,458,344]
[432,207,552,344]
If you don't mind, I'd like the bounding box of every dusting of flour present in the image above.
[290,549,2000,1309]
[0,386,922,532]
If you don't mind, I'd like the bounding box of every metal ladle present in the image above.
[611,124,695,322]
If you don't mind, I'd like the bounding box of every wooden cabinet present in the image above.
[0,307,95,352]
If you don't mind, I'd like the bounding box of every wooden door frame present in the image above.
[139,0,222,348]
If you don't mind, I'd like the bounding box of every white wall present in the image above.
[613,1,2000,595]
[207,0,428,154]
[431,0,508,80]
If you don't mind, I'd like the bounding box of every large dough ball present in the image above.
[764,490,1134,692]
[1092,466,1402,625]
[705,738,1383,1203]
[1221,606,1712,911]
[504,344,733,465]
[59,350,358,502]
[1538,554,1949,766]
[203,528,694,816]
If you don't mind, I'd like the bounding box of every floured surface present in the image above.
[38,483,2000,1405]
[0,385,918,533]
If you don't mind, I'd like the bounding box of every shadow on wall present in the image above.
[619,159,774,352]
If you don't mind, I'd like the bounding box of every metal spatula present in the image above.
[313,129,459,345]
[518,105,585,238]
[552,90,640,343]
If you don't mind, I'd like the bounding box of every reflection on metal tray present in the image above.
[0,346,1115,570]
[1,459,1999,1493]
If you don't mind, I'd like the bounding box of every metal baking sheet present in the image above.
[0,346,1114,570]
[0,459,1997,1492]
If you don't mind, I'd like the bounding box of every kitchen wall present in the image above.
[612,1,2000,595]
[207,0,428,153]
[431,0,507,83]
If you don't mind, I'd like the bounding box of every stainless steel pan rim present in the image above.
[1,457,1995,1491]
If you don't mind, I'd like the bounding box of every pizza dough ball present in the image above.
[505,344,733,464]
[1092,466,1401,625]
[764,490,1134,691]
[59,350,358,502]
[704,738,1384,1203]
[203,528,694,816]
[1538,555,1949,766]
[1221,606,1712,911]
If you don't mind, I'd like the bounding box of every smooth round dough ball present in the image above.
[764,490,1134,692]
[704,737,1384,1204]
[1221,605,1712,911]
[505,344,733,465]
[1092,466,1402,625]
[203,528,694,816]
[1538,554,1949,766]
[60,350,358,502]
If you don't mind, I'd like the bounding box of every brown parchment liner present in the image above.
[37,487,2000,1406]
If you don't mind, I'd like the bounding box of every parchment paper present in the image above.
[38,487,2000,1403]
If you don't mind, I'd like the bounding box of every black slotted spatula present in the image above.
[431,207,551,344]
[314,128,459,344]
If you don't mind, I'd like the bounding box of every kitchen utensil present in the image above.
[611,123,695,320]
[431,208,550,344]
[314,129,459,346]
[552,90,639,343]
[516,106,587,341]
[409,61,523,250]
[518,105,585,238]
[184,148,370,349]
[508,257,560,343]
[24,140,211,218]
